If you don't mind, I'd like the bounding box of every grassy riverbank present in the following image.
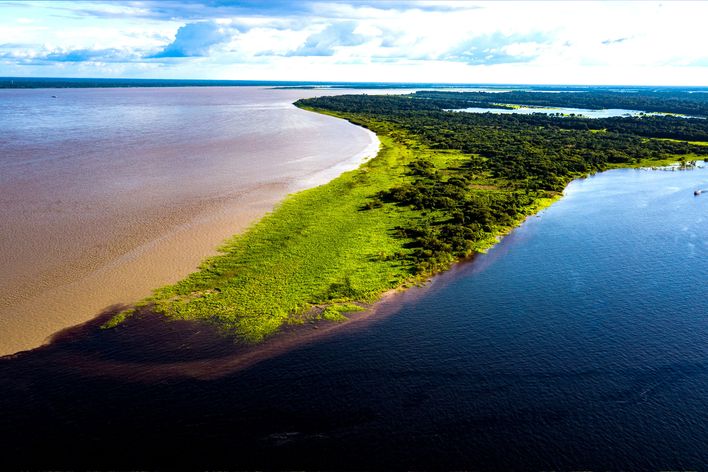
[105,115,558,339]
[105,94,708,342]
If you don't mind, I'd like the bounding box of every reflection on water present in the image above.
[0,164,707,469]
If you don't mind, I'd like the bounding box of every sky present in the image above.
[1,0,707,85]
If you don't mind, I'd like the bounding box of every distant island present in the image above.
[104,89,708,343]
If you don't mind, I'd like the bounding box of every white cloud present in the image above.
[0,1,706,85]
[149,21,236,58]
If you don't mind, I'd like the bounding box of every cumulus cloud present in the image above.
[286,21,369,56]
[1,0,707,85]
[0,45,140,65]
[444,32,551,65]
[43,48,129,62]
[149,21,235,58]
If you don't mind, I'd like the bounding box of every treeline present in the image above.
[299,94,708,141]
[415,90,708,117]
[395,112,708,188]
[298,94,708,192]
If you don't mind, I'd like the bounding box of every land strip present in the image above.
[105,92,708,343]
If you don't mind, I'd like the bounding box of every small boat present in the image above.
[51,95,57,98]
[695,190,703,196]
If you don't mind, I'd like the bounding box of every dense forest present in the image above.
[298,93,708,190]
[414,90,708,117]
[297,92,708,273]
[303,93,708,141]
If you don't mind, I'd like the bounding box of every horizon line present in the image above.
[2,76,708,89]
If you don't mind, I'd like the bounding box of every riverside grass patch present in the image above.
[108,134,420,341]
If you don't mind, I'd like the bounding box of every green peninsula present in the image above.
[105,91,708,341]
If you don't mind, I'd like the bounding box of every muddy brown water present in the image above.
[0,86,380,356]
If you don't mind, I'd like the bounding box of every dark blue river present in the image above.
[1,164,707,470]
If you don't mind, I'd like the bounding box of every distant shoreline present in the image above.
[3,77,708,91]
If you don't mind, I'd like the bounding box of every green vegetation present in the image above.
[104,91,708,342]
[102,308,135,329]
[104,134,418,339]
[413,89,708,117]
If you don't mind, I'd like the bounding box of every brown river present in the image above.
[0,86,380,356]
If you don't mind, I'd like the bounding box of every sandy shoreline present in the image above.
[0,88,380,356]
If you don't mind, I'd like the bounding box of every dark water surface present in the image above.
[1,165,707,470]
